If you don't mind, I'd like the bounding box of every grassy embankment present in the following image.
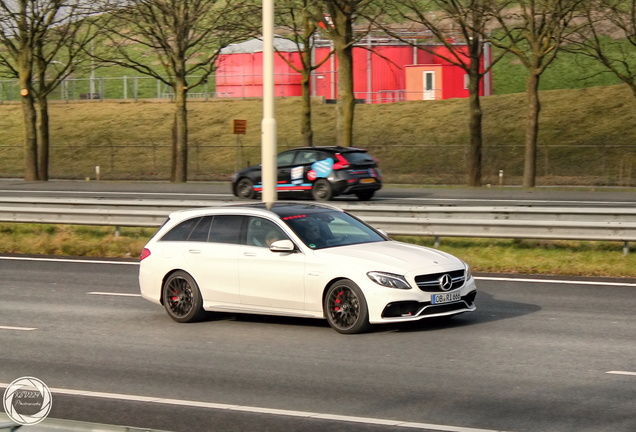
[0,85,634,185]
[1,224,634,278]
[0,70,634,276]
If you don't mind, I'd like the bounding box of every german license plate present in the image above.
[360,178,376,184]
[432,291,461,304]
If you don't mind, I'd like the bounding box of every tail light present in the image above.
[332,153,350,170]
[140,248,151,261]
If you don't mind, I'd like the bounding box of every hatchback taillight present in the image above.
[332,153,350,170]
[140,248,151,261]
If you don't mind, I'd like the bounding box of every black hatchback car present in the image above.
[231,146,382,201]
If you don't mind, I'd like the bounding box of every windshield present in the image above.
[281,210,386,249]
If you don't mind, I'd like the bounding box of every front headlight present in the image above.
[464,262,472,280]
[367,271,412,289]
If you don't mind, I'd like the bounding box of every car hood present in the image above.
[314,240,463,274]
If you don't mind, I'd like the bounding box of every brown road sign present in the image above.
[233,119,247,134]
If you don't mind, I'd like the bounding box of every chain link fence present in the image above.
[1,142,633,186]
[0,75,419,103]
[0,76,220,102]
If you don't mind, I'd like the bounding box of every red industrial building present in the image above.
[215,35,492,103]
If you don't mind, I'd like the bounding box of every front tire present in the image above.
[235,178,256,199]
[324,280,370,334]
[312,179,333,201]
[162,271,206,323]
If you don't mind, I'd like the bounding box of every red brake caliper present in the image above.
[334,290,344,311]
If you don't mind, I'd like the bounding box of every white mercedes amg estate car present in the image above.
[139,203,477,334]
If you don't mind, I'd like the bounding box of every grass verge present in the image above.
[396,236,636,278]
[1,223,635,278]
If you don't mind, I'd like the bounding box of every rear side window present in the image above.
[316,151,332,162]
[160,215,245,243]
[187,216,213,242]
[294,150,318,164]
[343,151,375,164]
[209,215,245,244]
[277,151,296,166]
[160,217,202,241]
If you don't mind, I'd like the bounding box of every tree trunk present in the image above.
[172,78,188,183]
[36,95,50,181]
[20,83,39,181]
[300,61,313,147]
[523,72,541,188]
[466,70,483,187]
[335,42,355,147]
[628,81,636,99]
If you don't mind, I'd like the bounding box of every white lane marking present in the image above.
[399,197,631,206]
[0,188,630,206]
[475,276,636,288]
[2,256,635,287]
[0,189,231,198]
[0,326,37,331]
[0,383,511,432]
[0,256,138,265]
[87,292,141,297]
[606,371,636,376]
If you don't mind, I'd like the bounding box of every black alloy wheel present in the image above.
[324,280,370,334]
[236,178,256,199]
[355,191,375,201]
[162,271,206,323]
[311,179,333,201]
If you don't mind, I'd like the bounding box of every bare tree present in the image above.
[0,0,101,181]
[98,0,253,182]
[379,0,506,187]
[309,0,382,147]
[275,0,334,147]
[566,0,636,98]
[486,0,585,188]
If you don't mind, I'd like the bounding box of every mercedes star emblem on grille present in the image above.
[439,274,452,291]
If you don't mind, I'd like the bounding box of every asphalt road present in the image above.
[0,179,634,207]
[1,257,635,432]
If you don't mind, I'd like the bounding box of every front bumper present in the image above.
[367,277,478,324]
[330,176,382,196]
[381,290,477,319]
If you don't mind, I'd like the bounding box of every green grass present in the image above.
[0,224,155,259]
[491,44,627,94]
[0,84,634,185]
[396,236,636,278]
[1,223,634,278]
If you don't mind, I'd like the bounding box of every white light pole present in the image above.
[261,0,277,208]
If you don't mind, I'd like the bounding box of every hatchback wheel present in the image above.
[324,280,370,334]
[312,179,333,201]
[163,271,206,323]
[236,178,256,199]
[355,191,375,201]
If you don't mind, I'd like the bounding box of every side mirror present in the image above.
[269,239,296,252]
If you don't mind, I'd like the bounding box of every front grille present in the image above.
[415,269,465,292]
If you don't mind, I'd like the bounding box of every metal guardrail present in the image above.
[0,197,635,253]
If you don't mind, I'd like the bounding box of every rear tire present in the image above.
[355,191,375,201]
[312,179,333,201]
[235,178,256,199]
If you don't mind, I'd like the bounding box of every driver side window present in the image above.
[246,217,288,248]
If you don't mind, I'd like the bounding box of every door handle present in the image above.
[243,252,256,257]
[188,249,201,254]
